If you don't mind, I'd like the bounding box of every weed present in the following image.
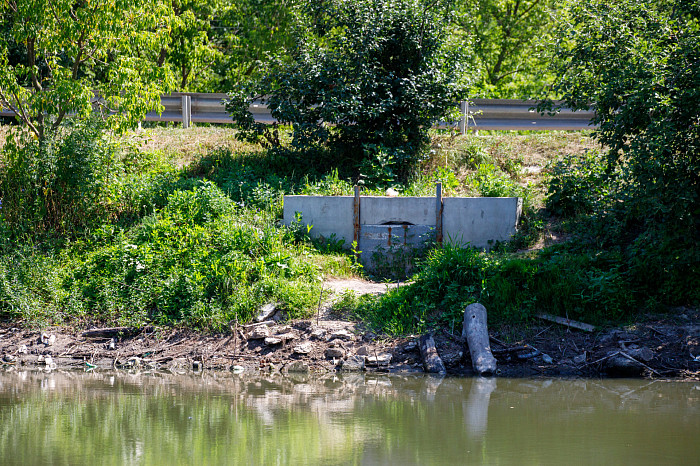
[301,169,354,196]
[469,163,522,198]
[356,144,398,189]
[546,149,612,216]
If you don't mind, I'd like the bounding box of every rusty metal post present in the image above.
[436,182,443,245]
[353,185,361,250]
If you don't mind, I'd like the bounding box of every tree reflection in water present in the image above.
[0,369,697,465]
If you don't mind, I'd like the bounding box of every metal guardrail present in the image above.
[142,93,277,128]
[2,93,595,132]
[464,99,595,131]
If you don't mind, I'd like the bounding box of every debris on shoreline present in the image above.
[0,309,698,379]
[0,279,697,379]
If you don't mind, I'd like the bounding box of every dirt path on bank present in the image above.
[1,279,699,380]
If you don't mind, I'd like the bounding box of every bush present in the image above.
[226,0,470,177]
[0,119,123,237]
[354,242,641,336]
[543,0,700,301]
[469,163,522,198]
[546,149,612,217]
[69,181,328,329]
[0,247,76,325]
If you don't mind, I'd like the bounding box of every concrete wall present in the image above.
[282,196,355,243]
[359,196,436,225]
[282,195,521,251]
[443,197,522,249]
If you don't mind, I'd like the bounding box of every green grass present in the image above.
[353,243,644,335]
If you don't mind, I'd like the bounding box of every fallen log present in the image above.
[491,345,532,355]
[462,303,497,375]
[419,334,446,374]
[81,326,153,339]
[492,345,541,360]
[536,313,595,332]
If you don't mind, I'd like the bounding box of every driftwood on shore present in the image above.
[419,334,446,374]
[462,303,497,375]
[81,326,154,339]
[536,314,595,332]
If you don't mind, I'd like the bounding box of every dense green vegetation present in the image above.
[353,0,700,334]
[0,0,558,101]
[0,0,697,333]
[453,0,557,98]
[0,0,173,138]
[546,0,699,303]
[0,131,357,328]
[0,124,592,330]
[0,123,696,332]
[227,0,469,175]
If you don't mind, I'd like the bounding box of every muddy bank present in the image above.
[1,307,698,379]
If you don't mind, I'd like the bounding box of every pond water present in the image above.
[0,370,698,465]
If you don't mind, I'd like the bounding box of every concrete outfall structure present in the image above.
[283,187,522,270]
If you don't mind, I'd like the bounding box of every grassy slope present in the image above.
[6,124,692,335]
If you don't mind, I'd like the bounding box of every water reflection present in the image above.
[465,377,496,437]
[0,369,698,465]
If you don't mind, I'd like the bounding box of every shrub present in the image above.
[546,149,612,217]
[226,0,470,177]
[355,242,641,336]
[69,181,328,329]
[0,119,123,237]
[0,247,73,325]
[543,0,700,301]
[469,163,522,198]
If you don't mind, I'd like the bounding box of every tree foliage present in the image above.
[149,0,298,92]
[0,117,124,236]
[0,0,174,138]
[453,0,556,98]
[226,0,470,175]
[159,0,222,91]
[211,0,298,90]
[546,0,700,298]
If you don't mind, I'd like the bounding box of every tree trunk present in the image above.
[462,303,497,375]
[419,334,446,374]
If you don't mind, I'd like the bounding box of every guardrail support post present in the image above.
[181,95,191,129]
[459,101,468,134]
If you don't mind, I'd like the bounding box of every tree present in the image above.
[0,0,175,139]
[153,0,227,92]
[545,0,700,297]
[140,0,297,93]
[211,0,298,91]
[161,0,221,91]
[453,0,556,98]
[226,0,470,176]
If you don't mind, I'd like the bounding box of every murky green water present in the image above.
[0,370,698,465]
